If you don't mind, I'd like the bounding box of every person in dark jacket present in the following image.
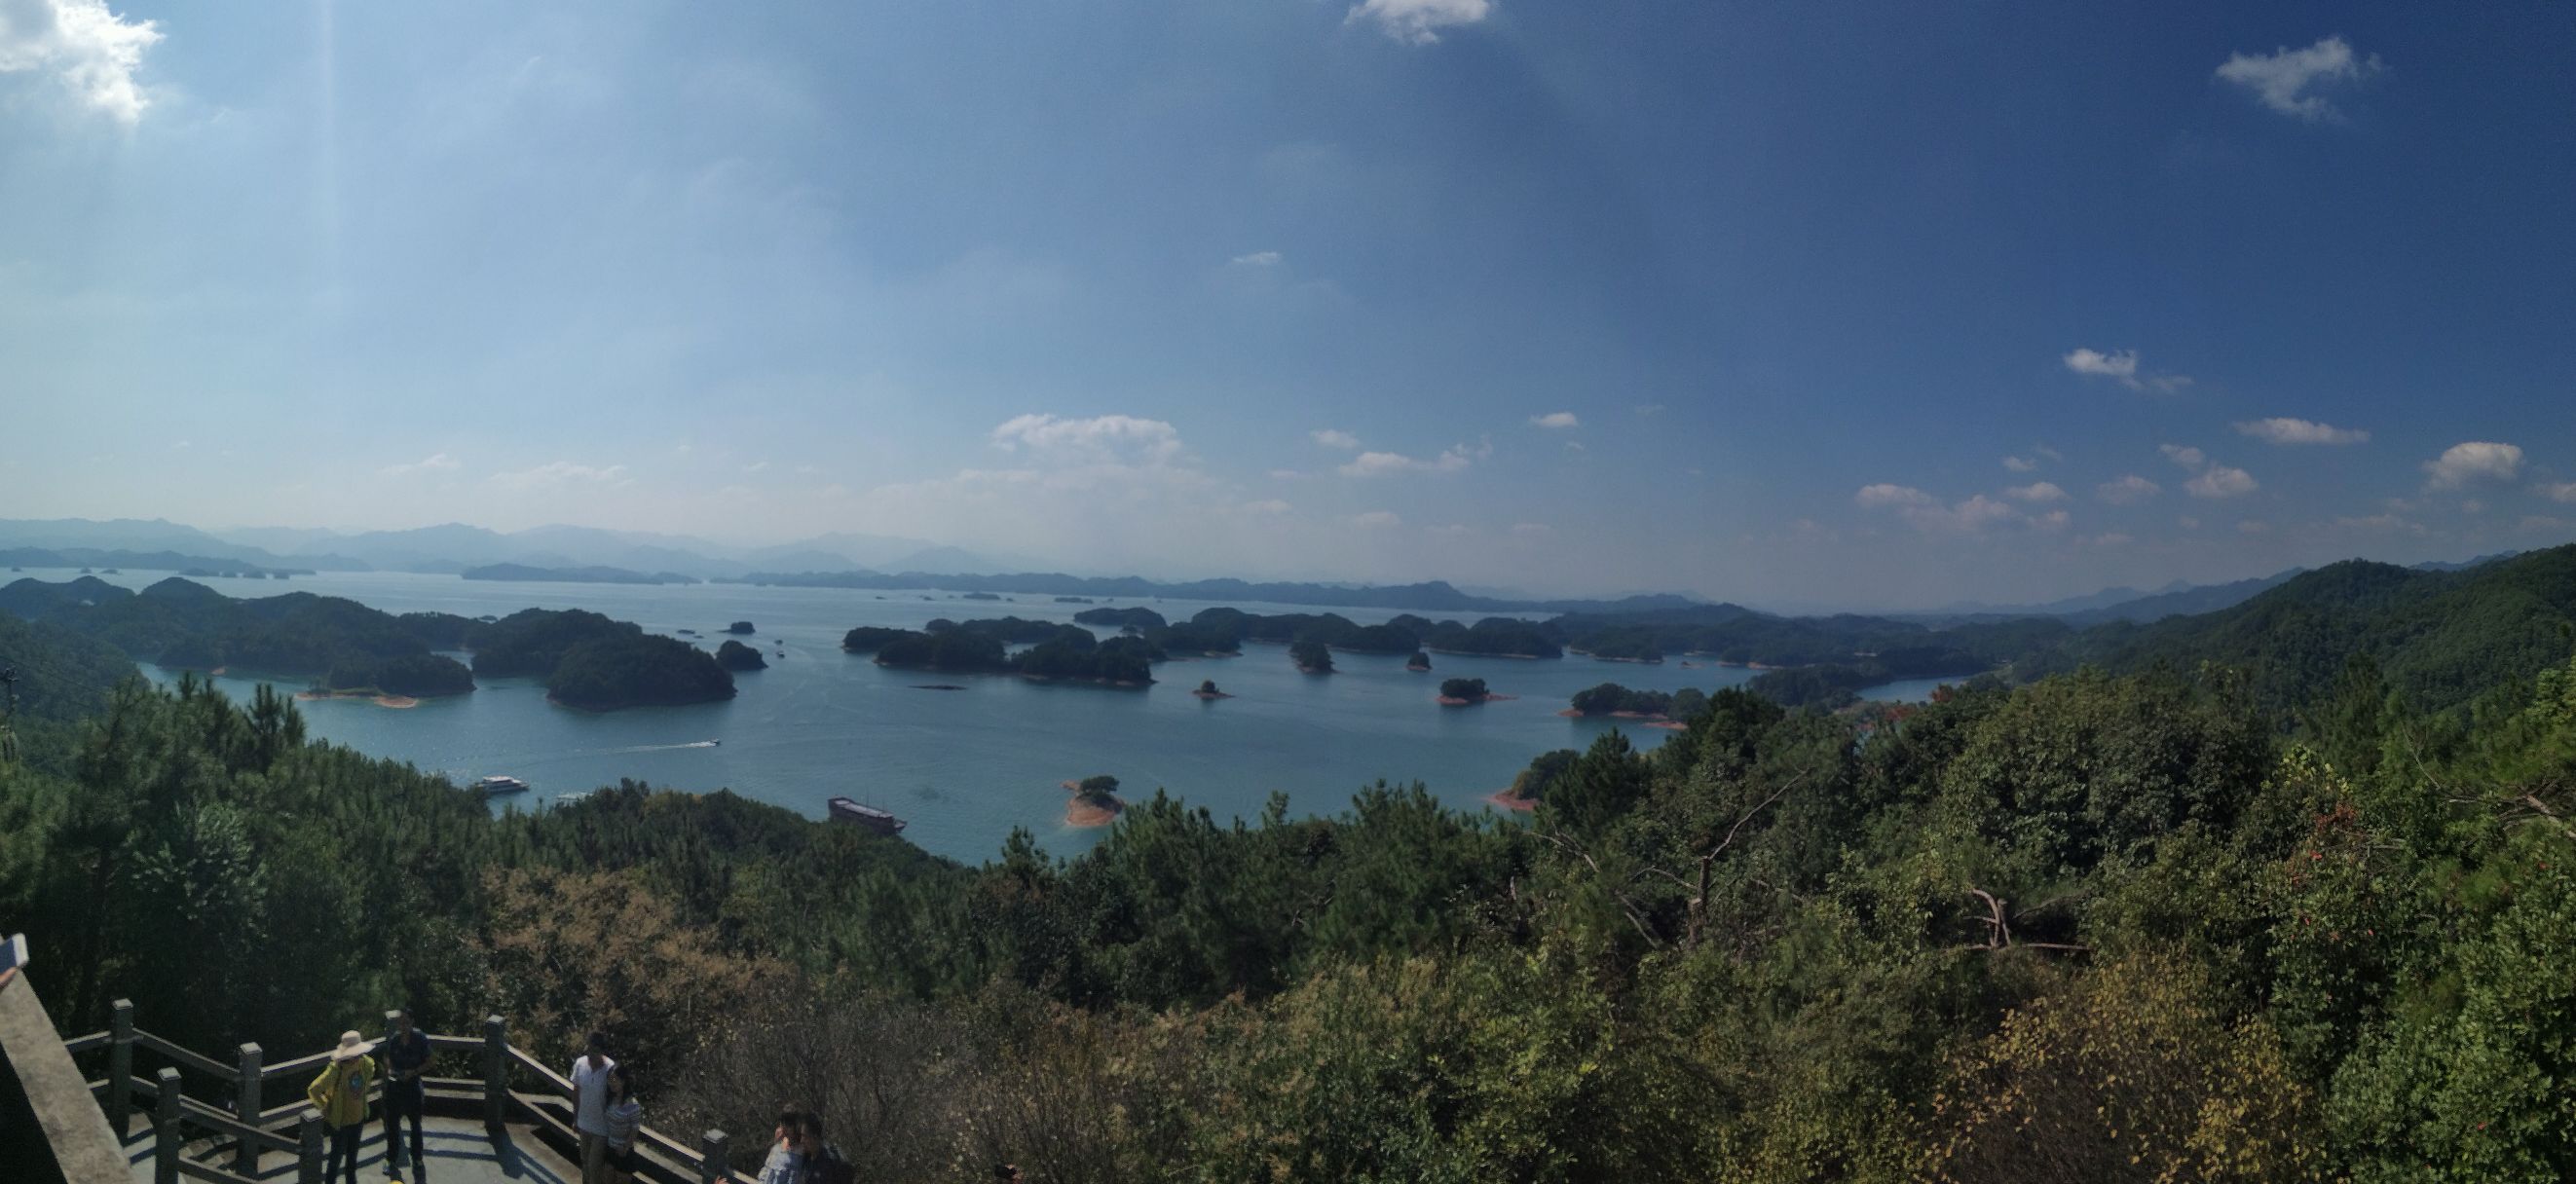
[382,1008,432,1179]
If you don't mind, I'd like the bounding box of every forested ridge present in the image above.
[4,554,2576,1179]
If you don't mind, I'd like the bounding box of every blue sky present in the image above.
[2,1,2570,607]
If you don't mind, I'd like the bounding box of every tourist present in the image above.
[306,1031,377,1184]
[570,1033,617,1184]
[800,1112,853,1184]
[752,1107,806,1184]
[381,1008,432,1179]
[602,1064,643,1184]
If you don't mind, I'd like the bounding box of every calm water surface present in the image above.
[54,569,1937,864]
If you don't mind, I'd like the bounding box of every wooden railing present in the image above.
[65,1000,732,1184]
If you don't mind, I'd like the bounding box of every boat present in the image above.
[474,775,531,796]
[827,796,908,836]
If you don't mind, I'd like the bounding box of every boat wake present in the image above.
[604,740,722,754]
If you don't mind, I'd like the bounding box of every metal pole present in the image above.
[107,999,134,1138]
[236,1042,264,1174]
[153,1066,181,1184]
[698,1129,729,1184]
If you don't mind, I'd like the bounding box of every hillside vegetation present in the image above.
[4,577,2574,1179]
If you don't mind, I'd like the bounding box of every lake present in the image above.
[48,569,1950,865]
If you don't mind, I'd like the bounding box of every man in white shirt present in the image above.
[569,1033,617,1184]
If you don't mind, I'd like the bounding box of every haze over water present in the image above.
[54,569,1888,864]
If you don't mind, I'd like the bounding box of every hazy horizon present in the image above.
[6,2,2571,607]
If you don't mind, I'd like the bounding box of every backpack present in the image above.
[806,1143,855,1184]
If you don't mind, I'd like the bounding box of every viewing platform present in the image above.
[2,970,733,1184]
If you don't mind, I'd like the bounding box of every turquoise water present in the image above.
[58,570,1811,865]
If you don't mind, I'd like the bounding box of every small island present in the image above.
[1191,679,1232,700]
[1406,649,1432,672]
[545,634,738,711]
[1558,682,1704,728]
[1488,749,1577,813]
[1437,677,1513,706]
[1290,639,1334,674]
[725,620,756,635]
[1063,774,1127,827]
[715,639,768,671]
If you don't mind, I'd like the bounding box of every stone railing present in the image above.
[59,1000,732,1184]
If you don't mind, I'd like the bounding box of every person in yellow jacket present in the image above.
[308,1031,378,1184]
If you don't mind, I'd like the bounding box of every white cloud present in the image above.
[1351,510,1402,529]
[990,413,1182,464]
[744,460,770,473]
[490,461,628,491]
[380,452,462,478]
[2084,533,2134,547]
[2234,417,2370,446]
[1339,446,1473,477]
[1346,0,1491,45]
[1854,483,1934,509]
[2538,482,2576,504]
[1267,468,1302,480]
[1230,250,1284,267]
[2001,455,2037,472]
[2216,35,2383,122]
[1310,428,1361,450]
[2004,481,2068,503]
[2035,444,2065,462]
[2097,474,2162,505]
[1563,440,1586,452]
[2421,441,2523,490]
[2065,348,2189,392]
[2034,509,2072,532]
[2159,444,2207,468]
[0,0,163,125]
[1242,499,1292,515]
[1529,411,1580,429]
[2185,465,2259,500]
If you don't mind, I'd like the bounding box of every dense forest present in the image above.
[6,550,2576,1179]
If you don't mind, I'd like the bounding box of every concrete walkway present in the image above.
[126,1114,579,1184]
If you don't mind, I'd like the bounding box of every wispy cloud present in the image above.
[1855,485,2027,535]
[489,461,628,491]
[1230,250,1283,267]
[2159,444,2207,468]
[2097,475,2162,505]
[0,0,164,125]
[2234,417,2370,446]
[2004,481,2069,503]
[1853,484,1934,509]
[380,453,462,478]
[2537,482,2576,504]
[2217,35,2383,123]
[2001,455,2037,473]
[1351,510,1402,529]
[2185,465,2259,500]
[2422,441,2523,490]
[1310,428,1361,450]
[1529,411,1580,429]
[2065,348,2190,392]
[1340,446,1474,477]
[990,413,1182,464]
[1346,0,1492,45]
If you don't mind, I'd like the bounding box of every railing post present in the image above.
[698,1128,728,1184]
[483,1015,507,1131]
[299,1109,324,1184]
[236,1042,264,1174]
[108,999,135,1137]
[153,1066,181,1184]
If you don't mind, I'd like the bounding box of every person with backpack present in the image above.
[570,1033,617,1184]
[381,1007,432,1180]
[306,1031,378,1184]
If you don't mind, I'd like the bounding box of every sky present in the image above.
[1,1,2571,609]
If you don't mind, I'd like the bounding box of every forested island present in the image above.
[842,617,1157,684]
[0,576,735,711]
[715,639,767,671]
[1564,682,1707,722]
[13,545,2576,1177]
